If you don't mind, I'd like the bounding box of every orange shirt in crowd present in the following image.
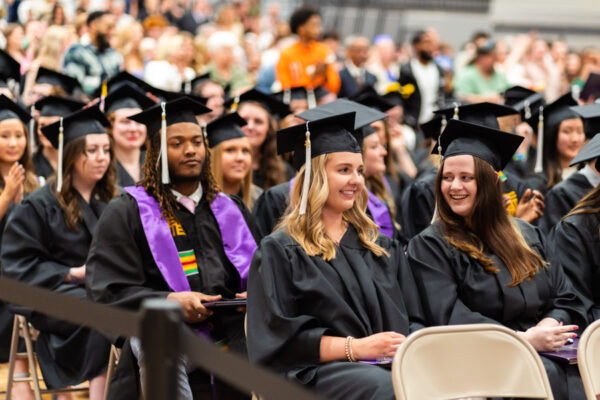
[276,40,341,94]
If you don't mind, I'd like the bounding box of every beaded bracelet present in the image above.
[345,336,356,362]
[348,336,356,362]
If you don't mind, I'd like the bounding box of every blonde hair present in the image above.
[37,25,70,70]
[115,21,143,60]
[209,140,253,209]
[277,154,389,261]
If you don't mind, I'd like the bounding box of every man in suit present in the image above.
[398,30,446,128]
[338,35,378,98]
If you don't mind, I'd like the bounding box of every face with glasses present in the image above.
[111,108,147,151]
[73,134,111,185]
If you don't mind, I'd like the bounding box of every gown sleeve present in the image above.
[246,234,329,369]
[400,179,435,239]
[252,185,289,238]
[1,198,70,290]
[406,229,502,326]
[85,195,171,310]
[394,243,426,331]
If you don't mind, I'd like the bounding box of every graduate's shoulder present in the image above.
[258,181,291,203]
[406,222,452,255]
[557,210,600,237]
[16,184,60,216]
[259,228,298,249]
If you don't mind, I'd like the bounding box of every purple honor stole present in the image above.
[289,178,394,238]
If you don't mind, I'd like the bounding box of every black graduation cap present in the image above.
[580,73,600,101]
[420,116,444,140]
[351,86,395,112]
[569,133,600,167]
[35,67,80,95]
[277,111,358,171]
[570,103,600,138]
[41,105,109,149]
[297,99,387,139]
[93,71,152,97]
[224,88,291,120]
[502,86,537,107]
[512,92,545,123]
[181,72,211,93]
[0,49,20,88]
[0,94,31,123]
[543,92,578,132]
[434,102,517,129]
[206,112,247,148]
[435,118,524,171]
[34,96,85,117]
[128,96,211,137]
[382,91,403,107]
[188,94,208,105]
[104,82,157,114]
[128,96,212,185]
[273,86,329,106]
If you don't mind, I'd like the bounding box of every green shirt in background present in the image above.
[454,65,510,96]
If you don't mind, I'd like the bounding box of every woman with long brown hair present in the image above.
[550,153,600,325]
[231,89,294,189]
[247,112,424,400]
[407,118,587,400]
[207,112,262,210]
[1,106,117,399]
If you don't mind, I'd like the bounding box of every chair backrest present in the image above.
[578,319,600,400]
[392,324,554,400]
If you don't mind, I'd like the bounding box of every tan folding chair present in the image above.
[4,314,89,400]
[578,319,600,400]
[392,323,554,400]
[103,344,122,400]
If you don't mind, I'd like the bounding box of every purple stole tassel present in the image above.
[289,178,394,238]
[209,193,257,290]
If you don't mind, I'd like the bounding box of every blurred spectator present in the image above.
[4,23,25,64]
[321,29,341,63]
[203,30,251,95]
[144,32,196,91]
[276,5,340,95]
[453,31,490,74]
[142,13,168,40]
[62,10,122,94]
[399,30,446,127]
[49,2,68,25]
[454,39,509,103]
[338,35,377,98]
[115,21,144,78]
[368,34,400,94]
[195,79,225,123]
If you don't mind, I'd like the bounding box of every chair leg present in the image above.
[20,317,42,400]
[103,346,120,400]
[5,316,20,399]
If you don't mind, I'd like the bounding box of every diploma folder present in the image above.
[203,298,247,309]
[539,338,578,365]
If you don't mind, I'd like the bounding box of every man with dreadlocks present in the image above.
[86,97,259,399]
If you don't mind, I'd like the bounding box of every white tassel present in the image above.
[452,102,460,119]
[299,122,311,215]
[56,117,64,192]
[307,89,317,109]
[283,89,291,105]
[29,105,36,156]
[230,95,240,112]
[534,106,544,173]
[160,102,170,184]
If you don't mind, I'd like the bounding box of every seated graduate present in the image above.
[401,103,545,240]
[1,105,117,399]
[550,156,600,325]
[0,95,40,399]
[526,92,585,193]
[251,99,394,239]
[406,118,587,400]
[103,82,156,187]
[247,112,425,400]
[540,104,600,234]
[86,97,259,399]
[226,88,293,190]
[33,96,85,181]
[206,112,262,210]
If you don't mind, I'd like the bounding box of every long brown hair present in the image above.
[209,140,253,208]
[567,183,600,218]
[0,121,38,194]
[53,135,118,232]
[543,117,582,188]
[238,101,287,189]
[277,154,388,261]
[139,125,219,220]
[435,156,545,286]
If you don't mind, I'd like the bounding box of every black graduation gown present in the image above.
[115,150,145,188]
[549,211,600,325]
[401,168,530,239]
[32,151,55,180]
[0,185,111,389]
[252,161,295,190]
[406,219,587,400]
[504,146,536,181]
[539,172,593,234]
[247,225,425,400]
[252,181,290,238]
[86,190,260,398]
